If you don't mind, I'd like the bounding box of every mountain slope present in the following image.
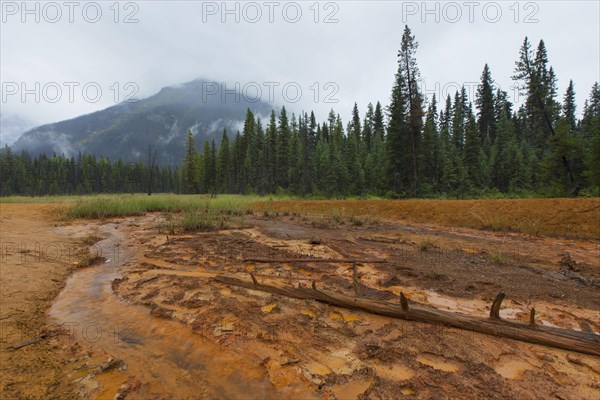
[11,79,273,165]
[0,114,36,147]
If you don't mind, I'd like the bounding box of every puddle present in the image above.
[304,361,331,376]
[494,355,533,379]
[49,223,311,399]
[373,363,414,381]
[261,303,277,313]
[417,354,460,372]
[330,311,343,320]
[426,293,459,310]
[331,378,373,399]
[425,292,477,314]
[304,352,356,377]
[399,385,416,395]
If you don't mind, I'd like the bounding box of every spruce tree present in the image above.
[476,64,496,142]
[363,103,374,151]
[387,25,424,196]
[421,95,440,194]
[463,104,484,189]
[276,106,291,189]
[562,80,577,132]
[265,110,278,192]
[373,101,385,141]
[216,129,230,192]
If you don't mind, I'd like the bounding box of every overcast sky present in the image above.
[1,1,599,145]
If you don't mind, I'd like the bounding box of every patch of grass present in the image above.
[419,239,435,252]
[179,210,232,231]
[157,213,177,234]
[517,218,543,236]
[77,251,105,268]
[67,194,258,219]
[79,234,103,246]
[490,253,508,263]
[331,208,345,224]
[311,217,331,229]
[471,211,507,232]
[0,195,80,204]
[349,215,365,226]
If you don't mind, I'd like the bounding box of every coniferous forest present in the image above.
[1,27,599,198]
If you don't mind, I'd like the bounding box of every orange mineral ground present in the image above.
[1,199,599,399]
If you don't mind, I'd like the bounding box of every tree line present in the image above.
[0,150,181,196]
[1,26,599,197]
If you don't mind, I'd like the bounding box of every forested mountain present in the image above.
[2,27,599,198]
[10,79,273,165]
[0,114,35,147]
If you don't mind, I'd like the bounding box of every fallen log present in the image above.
[10,334,48,350]
[251,273,319,282]
[213,275,600,357]
[134,275,160,288]
[243,257,386,264]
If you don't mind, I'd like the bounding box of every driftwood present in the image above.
[489,292,505,319]
[243,257,386,264]
[213,275,600,357]
[134,275,160,288]
[10,334,48,350]
[251,273,319,282]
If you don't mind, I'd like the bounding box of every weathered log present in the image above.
[581,321,594,334]
[134,275,160,288]
[10,334,47,350]
[400,293,409,311]
[243,257,386,264]
[251,273,318,282]
[490,292,505,319]
[213,275,600,357]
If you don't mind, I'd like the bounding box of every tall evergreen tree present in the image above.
[421,95,440,194]
[476,64,496,142]
[463,104,484,189]
[216,129,230,192]
[363,103,374,151]
[183,130,199,193]
[562,80,577,132]
[387,25,424,196]
[373,101,385,141]
[276,106,291,189]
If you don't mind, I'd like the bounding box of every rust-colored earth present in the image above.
[258,198,600,239]
[0,204,83,399]
[1,198,599,399]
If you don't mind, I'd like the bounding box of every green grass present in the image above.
[0,195,81,203]
[66,194,260,219]
[490,253,508,263]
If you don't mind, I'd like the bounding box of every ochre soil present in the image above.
[1,199,599,399]
[0,204,90,399]
[110,209,600,399]
[257,198,600,239]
